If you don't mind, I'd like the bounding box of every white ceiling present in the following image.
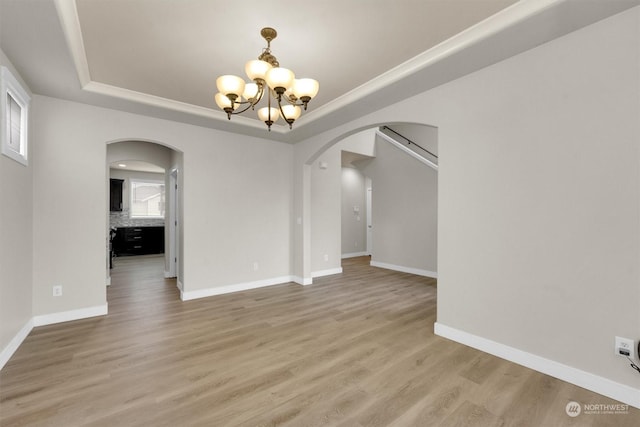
[110,161,164,174]
[1,0,638,143]
[75,0,517,114]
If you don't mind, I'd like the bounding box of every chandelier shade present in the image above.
[243,83,260,103]
[292,78,320,101]
[257,107,280,123]
[216,75,245,100]
[281,104,302,122]
[214,92,234,110]
[265,67,295,94]
[214,27,319,130]
[245,60,272,81]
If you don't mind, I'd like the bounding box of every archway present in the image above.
[300,121,438,284]
[106,140,183,299]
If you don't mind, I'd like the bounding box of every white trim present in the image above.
[33,304,108,327]
[292,276,313,286]
[292,0,562,130]
[370,260,438,278]
[106,276,111,286]
[311,268,343,278]
[180,276,295,301]
[434,323,640,410]
[164,270,176,278]
[54,0,91,87]
[1,67,30,166]
[168,169,178,279]
[84,81,276,132]
[342,251,368,259]
[2,305,109,370]
[0,319,33,370]
[376,130,438,171]
[177,280,184,300]
[54,0,562,134]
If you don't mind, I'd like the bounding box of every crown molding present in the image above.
[83,81,276,132]
[54,0,622,138]
[299,0,560,127]
[54,0,91,87]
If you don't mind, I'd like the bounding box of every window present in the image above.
[130,180,165,218]
[1,66,30,166]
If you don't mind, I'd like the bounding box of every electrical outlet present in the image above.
[615,336,635,359]
[323,254,329,262]
[53,285,62,297]
[253,262,259,271]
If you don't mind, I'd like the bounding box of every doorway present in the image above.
[106,140,182,301]
[308,123,438,282]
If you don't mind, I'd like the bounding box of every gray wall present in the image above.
[311,130,376,274]
[387,123,438,159]
[30,94,293,315]
[435,8,639,385]
[341,167,367,256]
[312,126,437,275]
[0,49,32,366]
[310,146,341,274]
[360,134,438,274]
[293,7,640,401]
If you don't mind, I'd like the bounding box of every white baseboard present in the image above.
[434,322,640,409]
[292,276,313,286]
[33,304,108,327]
[311,267,343,278]
[181,275,295,301]
[370,260,438,278]
[0,319,34,370]
[164,270,176,278]
[342,252,368,259]
[2,304,109,370]
[176,279,184,291]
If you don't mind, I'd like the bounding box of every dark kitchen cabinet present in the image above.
[110,179,124,212]
[112,226,164,256]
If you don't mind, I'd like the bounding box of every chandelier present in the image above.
[214,27,319,131]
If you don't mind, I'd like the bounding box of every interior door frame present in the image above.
[168,168,178,278]
[366,184,372,255]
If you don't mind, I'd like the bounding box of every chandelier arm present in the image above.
[229,103,255,115]
[253,82,266,106]
[228,81,265,115]
[275,95,294,129]
[282,94,307,108]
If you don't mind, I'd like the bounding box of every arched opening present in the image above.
[303,122,438,283]
[106,140,183,301]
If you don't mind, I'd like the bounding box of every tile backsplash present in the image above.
[110,210,165,228]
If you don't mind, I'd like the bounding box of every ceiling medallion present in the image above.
[215,27,319,131]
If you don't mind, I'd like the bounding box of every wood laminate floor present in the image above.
[1,255,638,426]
